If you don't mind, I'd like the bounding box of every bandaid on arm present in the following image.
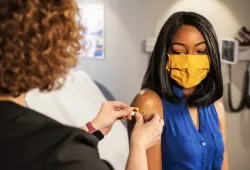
[130,107,139,116]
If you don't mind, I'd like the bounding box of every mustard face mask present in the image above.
[166,54,210,88]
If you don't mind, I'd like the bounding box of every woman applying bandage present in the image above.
[0,1,164,170]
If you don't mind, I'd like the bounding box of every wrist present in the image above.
[130,139,145,151]
[85,121,104,141]
[91,118,102,131]
[130,142,146,153]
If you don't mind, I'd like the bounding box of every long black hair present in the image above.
[142,12,223,106]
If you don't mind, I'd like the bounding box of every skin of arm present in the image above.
[214,100,229,170]
[127,89,164,170]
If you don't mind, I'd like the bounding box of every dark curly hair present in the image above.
[0,0,82,97]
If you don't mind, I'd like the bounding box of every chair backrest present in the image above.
[94,81,128,127]
[94,81,116,101]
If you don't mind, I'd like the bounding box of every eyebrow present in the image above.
[171,41,206,47]
[195,41,206,46]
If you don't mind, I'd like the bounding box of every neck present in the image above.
[183,87,196,96]
[0,93,27,107]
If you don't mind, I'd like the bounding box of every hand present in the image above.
[91,101,132,135]
[130,113,164,150]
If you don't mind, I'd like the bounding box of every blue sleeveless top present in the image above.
[161,86,224,170]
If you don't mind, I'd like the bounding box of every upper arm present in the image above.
[214,100,228,170]
[127,89,163,170]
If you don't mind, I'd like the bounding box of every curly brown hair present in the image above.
[0,0,82,97]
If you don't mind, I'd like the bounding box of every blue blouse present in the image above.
[161,86,224,170]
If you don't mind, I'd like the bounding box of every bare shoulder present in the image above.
[214,100,225,118]
[131,89,163,118]
[214,100,226,128]
[127,89,163,137]
[132,89,161,105]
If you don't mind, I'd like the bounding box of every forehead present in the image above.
[171,25,205,44]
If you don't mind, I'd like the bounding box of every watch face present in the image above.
[92,130,104,141]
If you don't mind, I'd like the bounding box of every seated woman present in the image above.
[128,11,228,170]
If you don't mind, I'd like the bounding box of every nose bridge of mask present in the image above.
[167,54,210,74]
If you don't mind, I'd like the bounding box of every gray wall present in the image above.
[76,0,250,169]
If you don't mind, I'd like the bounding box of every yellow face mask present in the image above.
[166,54,210,88]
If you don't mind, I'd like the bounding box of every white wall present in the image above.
[76,0,250,169]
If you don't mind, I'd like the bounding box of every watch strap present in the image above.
[86,122,104,141]
[86,122,96,134]
[92,130,104,141]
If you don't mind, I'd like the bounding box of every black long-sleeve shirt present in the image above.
[0,101,112,170]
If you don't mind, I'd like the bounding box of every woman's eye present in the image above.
[172,51,185,54]
[196,50,206,54]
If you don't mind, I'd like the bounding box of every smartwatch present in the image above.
[86,122,104,141]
